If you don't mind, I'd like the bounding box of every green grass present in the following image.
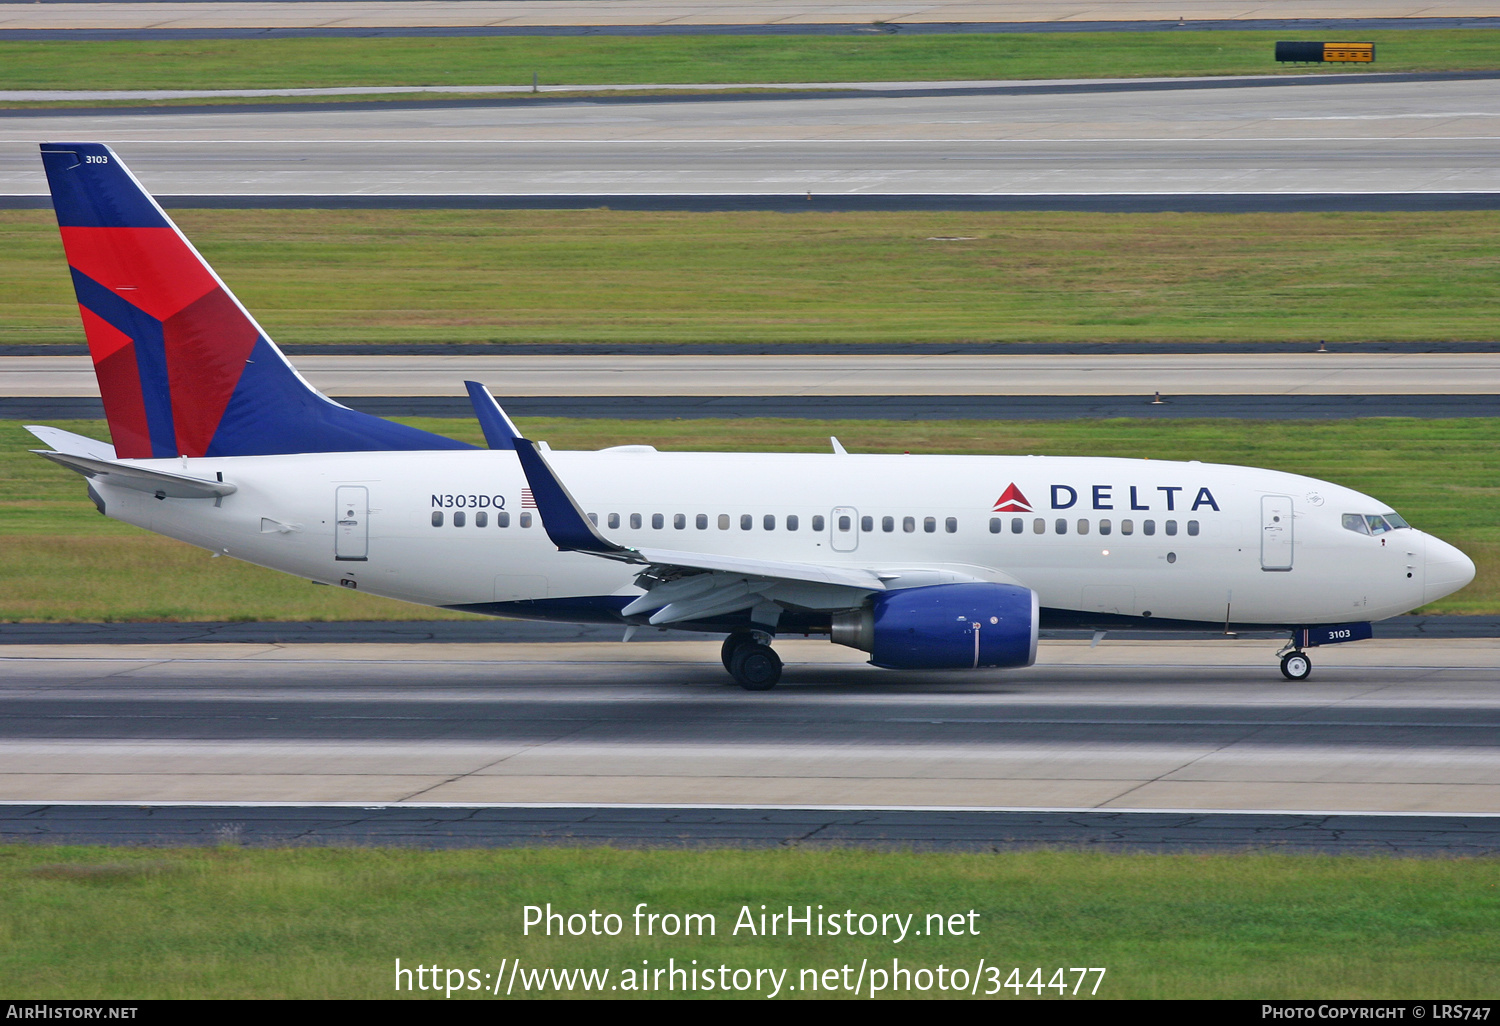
[0,31,1496,96]
[7,209,1500,347]
[1,417,1494,621]
[0,846,1496,999]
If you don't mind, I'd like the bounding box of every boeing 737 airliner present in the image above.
[27,143,1476,689]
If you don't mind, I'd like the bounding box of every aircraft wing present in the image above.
[625,546,888,591]
[512,434,886,589]
[508,431,886,627]
[32,449,237,499]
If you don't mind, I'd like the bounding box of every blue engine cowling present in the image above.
[830,582,1039,670]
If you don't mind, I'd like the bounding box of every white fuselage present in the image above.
[88,448,1474,630]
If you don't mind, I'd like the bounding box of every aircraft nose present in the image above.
[1423,535,1477,605]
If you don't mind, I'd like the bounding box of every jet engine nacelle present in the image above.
[830,582,1039,669]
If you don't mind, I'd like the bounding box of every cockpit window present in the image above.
[1345,512,1411,535]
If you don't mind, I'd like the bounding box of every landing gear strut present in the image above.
[1279,650,1312,681]
[722,631,781,690]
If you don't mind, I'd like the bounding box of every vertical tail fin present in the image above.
[40,143,471,457]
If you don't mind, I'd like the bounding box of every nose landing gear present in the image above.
[1278,649,1312,681]
[721,631,782,690]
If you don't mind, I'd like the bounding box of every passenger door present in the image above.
[1261,494,1293,571]
[335,486,369,561]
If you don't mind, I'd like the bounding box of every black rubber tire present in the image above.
[730,643,782,691]
[1280,651,1312,681]
[721,632,754,672]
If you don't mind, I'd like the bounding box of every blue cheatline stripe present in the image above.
[68,266,176,457]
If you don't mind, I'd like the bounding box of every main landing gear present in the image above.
[721,631,782,691]
[1279,649,1312,681]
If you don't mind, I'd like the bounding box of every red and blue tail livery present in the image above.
[40,142,470,458]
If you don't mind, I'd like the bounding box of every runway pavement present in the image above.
[5,803,1499,854]
[11,394,1499,422]
[3,2,1490,34]
[4,76,1497,197]
[2,639,1497,813]
[7,353,1500,398]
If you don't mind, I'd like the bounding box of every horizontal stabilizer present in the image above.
[24,425,116,461]
[33,450,236,499]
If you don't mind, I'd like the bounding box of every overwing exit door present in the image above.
[1261,494,1293,571]
[335,486,368,561]
[830,506,859,552]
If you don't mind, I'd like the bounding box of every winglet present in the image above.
[464,381,520,450]
[511,437,630,556]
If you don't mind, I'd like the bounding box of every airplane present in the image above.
[25,142,1476,690]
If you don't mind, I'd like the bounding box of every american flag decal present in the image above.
[521,488,537,509]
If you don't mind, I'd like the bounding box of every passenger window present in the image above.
[989,518,1001,534]
[1033,518,1045,534]
[652,513,664,530]
[885,516,896,533]
[838,515,851,532]
[1143,520,1156,536]
[945,517,957,534]
[1099,519,1111,536]
[1343,513,1370,535]
[476,511,487,528]
[1166,520,1178,536]
[696,514,708,530]
[1120,519,1132,535]
[787,515,799,531]
[923,517,936,533]
[586,512,597,526]
[630,513,642,530]
[764,515,776,531]
[519,512,532,528]
[431,511,443,527]
[1055,519,1067,535]
[718,514,730,530]
[608,513,620,529]
[742,514,753,530]
[861,516,873,532]
[497,511,510,528]
[1187,520,1200,536]
[1012,518,1023,534]
[903,516,916,533]
[1077,519,1089,535]
[454,511,466,527]
[674,513,686,530]
[812,515,825,532]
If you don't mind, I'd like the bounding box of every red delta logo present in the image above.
[992,483,1032,513]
